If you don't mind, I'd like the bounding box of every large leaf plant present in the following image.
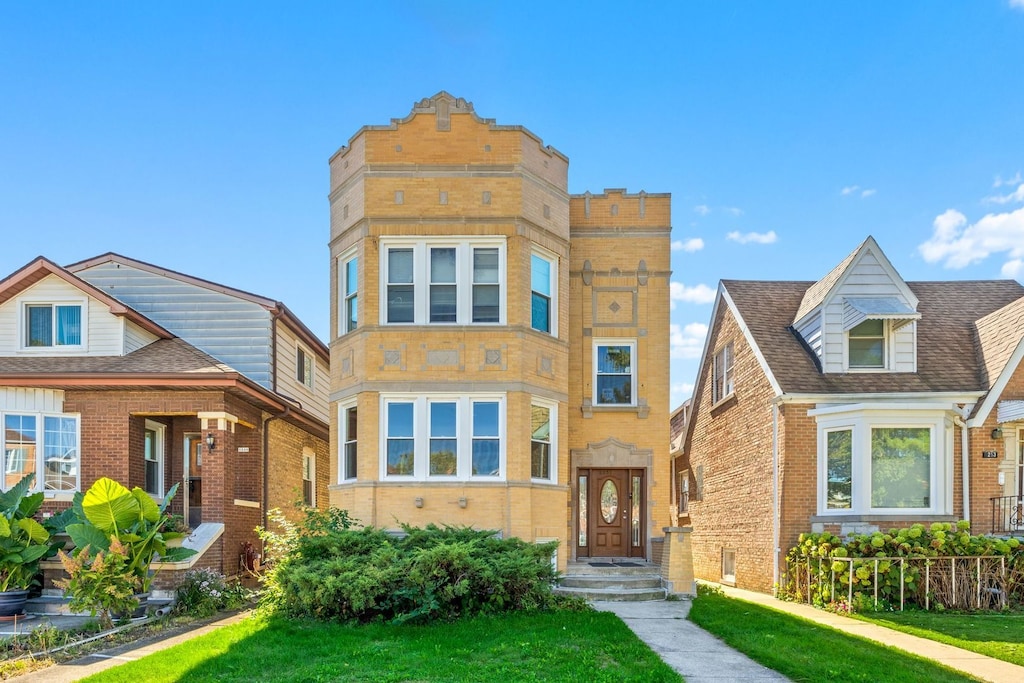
[65,477,196,593]
[0,473,61,592]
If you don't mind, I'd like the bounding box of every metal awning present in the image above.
[997,400,1024,424]
[843,297,921,331]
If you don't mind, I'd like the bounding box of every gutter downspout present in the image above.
[772,401,781,595]
[955,406,971,524]
[261,401,297,536]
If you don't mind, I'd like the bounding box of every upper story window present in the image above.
[594,341,636,406]
[815,408,949,516]
[848,319,885,369]
[381,394,505,481]
[713,342,734,403]
[297,346,314,389]
[339,402,357,482]
[23,302,84,349]
[341,254,358,335]
[380,239,506,326]
[531,251,556,335]
[2,412,79,493]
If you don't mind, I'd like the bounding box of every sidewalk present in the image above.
[718,585,1024,683]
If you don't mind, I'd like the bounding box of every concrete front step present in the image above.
[559,575,664,590]
[564,561,661,576]
[553,585,668,601]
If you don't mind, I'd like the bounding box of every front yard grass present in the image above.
[855,609,1024,667]
[688,590,981,683]
[81,610,681,682]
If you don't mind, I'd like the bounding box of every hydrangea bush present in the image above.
[174,568,253,617]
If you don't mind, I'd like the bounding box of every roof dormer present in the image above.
[792,237,920,374]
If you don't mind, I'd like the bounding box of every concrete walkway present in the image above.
[593,600,790,682]
[719,585,1024,683]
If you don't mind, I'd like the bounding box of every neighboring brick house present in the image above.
[680,236,1024,593]
[328,92,672,568]
[0,254,329,587]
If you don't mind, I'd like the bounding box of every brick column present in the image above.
[660,526,695,596]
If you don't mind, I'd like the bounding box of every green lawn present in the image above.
[856,610,1024,667]
[688,591,981,683]
[82,610,681,683]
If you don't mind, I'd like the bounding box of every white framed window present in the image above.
[713,342,734,403]
[678,469,690,513]
[722,548,737,584]
[143,420,165,497]
[1,412,80,493]
[296,346,314,389]
[848,319,886,369]
[530,398,557,482]
[594,341,636,406]
[340,252,358,335]
[302,447,316,506]
[380,238,506,325]
[380,394,505,481]
[19,299,86,350]
[530,250,556,335]
[339,401,357,482]
[814,406,950,516]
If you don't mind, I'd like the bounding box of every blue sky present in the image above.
[3,2,1024,409]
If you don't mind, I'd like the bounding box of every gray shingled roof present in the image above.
[724,278,1024,395]
[0,338,237,376]
[974,296,1024,388]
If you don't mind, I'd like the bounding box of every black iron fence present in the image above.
[990,495,1024,536]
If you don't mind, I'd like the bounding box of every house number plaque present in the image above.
[981,450,998,459]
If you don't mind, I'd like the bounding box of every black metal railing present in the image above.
[989,495,1024,536]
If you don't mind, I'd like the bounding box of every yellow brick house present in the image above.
[327,93,671,570]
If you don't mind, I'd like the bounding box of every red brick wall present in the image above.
[684,302,778,593]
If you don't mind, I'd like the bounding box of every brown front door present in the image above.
[577,468,645,558]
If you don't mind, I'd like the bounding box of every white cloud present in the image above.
[984,183,1024,205]
[860,188,877,198]
[1002,259,1024,278]
[672,237,705,252]
[671,381,695,399]
[994,172,1022,188]
[841,185,860,196]
[670,282,717,308]
[1011,0,1024,11]
[671,322,709,360]
[918,205,1024,269]
[724,206,744,217]
[842,185,876,198]
[727,230,777,245]
[694,204,711,216]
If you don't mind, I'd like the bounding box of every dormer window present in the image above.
[848,319,885,368]
[23,303,83,348]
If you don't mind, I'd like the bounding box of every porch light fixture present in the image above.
[206,433,216,451]
[992,427,1003,440]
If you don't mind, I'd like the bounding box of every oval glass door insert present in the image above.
[600,479,619,523]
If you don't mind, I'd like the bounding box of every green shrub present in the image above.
[258,510,560,623]
[174,568,253,617]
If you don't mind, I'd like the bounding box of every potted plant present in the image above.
[0,473,61,617]
[62,477,196,618]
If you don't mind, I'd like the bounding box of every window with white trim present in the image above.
[297,346,314,389]
[713,342,734,403]
[594,341,636,406]
[722,548,737,584]
[380,239,506,325]
[22,302,84,349]
[302,448,315,506]
[531,251,556,335]
[341,253,358,335]
[848,319,885,369]
[815,408,949,515]
[530,399,556,481]
[143,420,165,496]
[678,469,690,514]
[381,395,505,480]
[2,412,80,492]
[339,402,357,482]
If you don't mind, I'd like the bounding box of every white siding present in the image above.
[0,388,65,412]
[0,275,124,356]
[795,312,823,359]
[76,263,274,387]
[821,250,917,373]
[275,320,329,422]
[124,320,159,354]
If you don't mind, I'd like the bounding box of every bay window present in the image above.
[531,251,555,335]
[814,406,949,516]
[380,238,506,325]
[530,399,557,482]
[339,402,357,481]
[381,394,505,480]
